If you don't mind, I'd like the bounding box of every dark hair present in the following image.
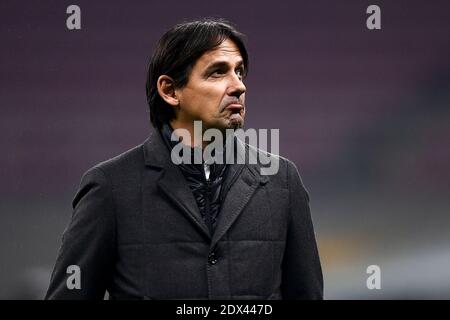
[145,18,249,129]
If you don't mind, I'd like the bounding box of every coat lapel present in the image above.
[143,130,211,240]
[210,138,269,249]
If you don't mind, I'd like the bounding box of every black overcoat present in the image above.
[45,130,323,299]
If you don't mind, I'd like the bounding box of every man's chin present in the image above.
[223,117,244,130]
[202,117,244,132]
[228,113,244,129]
[229,121,243,130]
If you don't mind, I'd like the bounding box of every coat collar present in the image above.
[142,129,269,248]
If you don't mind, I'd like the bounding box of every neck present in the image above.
[169,120,211,149]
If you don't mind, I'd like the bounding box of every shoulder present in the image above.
[240,139,303,187]
[81,140,147,186]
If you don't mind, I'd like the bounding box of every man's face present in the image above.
[173,38,246,132]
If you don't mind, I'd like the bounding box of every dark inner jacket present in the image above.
[159,123,229,236]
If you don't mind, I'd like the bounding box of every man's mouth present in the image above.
[221,102,244,126]
[224,103,244,113]
[226,104,243,121]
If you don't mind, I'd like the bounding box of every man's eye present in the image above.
[210,69,225,77]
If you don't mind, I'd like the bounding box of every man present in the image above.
[45,19,323,300]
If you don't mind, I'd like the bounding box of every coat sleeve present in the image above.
[45,167,116,299]
[281,160,323,299]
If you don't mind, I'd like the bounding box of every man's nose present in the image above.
[226,74,246,98]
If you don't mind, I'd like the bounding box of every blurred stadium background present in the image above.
[1,0,449,299]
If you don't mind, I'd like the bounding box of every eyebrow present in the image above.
[203,59,245,75]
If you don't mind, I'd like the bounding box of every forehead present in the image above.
[195,39,243,68]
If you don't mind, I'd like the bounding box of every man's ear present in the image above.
[157,75,180,107]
